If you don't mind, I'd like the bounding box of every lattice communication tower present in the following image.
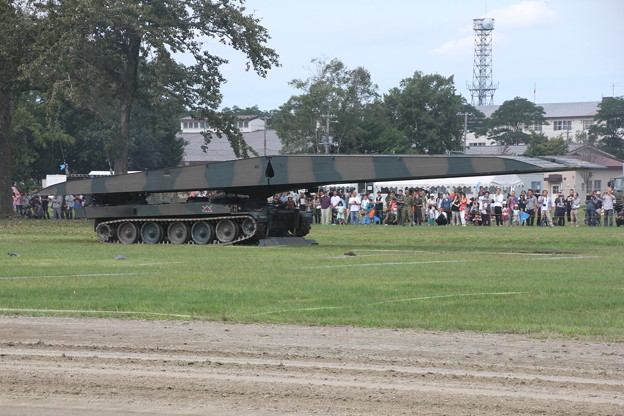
[468,18,498,106]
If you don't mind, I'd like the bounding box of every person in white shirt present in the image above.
[492,188,504,226]
[602,189,615,227]
[538,190,554,227]
[570,192,581,227]
[347,191,361,225]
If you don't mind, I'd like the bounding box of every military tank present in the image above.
[38,154,598,245]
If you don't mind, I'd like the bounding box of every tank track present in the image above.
[95,215,261,245]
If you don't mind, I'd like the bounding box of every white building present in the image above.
[467,101,599,147]
[179,115,266,134]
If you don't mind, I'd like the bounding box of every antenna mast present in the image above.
[468,18,498,106]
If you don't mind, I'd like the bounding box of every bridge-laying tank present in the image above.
[37,154,599,245]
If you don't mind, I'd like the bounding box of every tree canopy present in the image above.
[0,1,37,215]
[272,58,378,154]
[486,97,547,146]
[29,0,279,174]
[589,96,624,159]
[273,63,470,155]
[524,132,568,157]
[384,72,466,154]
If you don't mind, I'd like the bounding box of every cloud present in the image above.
[490,0,556,30]
[431,36,474,57]
[431,1,556,56]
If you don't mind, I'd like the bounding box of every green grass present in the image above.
[1,218,623,341]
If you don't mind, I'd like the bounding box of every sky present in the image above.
[211,0,624,111]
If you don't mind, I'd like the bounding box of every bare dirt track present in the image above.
[0,316,623,415]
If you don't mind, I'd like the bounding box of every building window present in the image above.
[552,185,560,195]
[581,182,585,192]
[593,180,601,191]
[531,181,541,191]
[553,120,572,131]
[530,122,542,132]
[237,121,249,129]
[582,119,594,130]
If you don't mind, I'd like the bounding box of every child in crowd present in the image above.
[501,201,510,225]
[512,204,521,226]
[384,199,397,225]
[427,200,438,226]
[480,200,491,226]
[335,201,346,225]
[473,212,482,226]
[616,208,624,227]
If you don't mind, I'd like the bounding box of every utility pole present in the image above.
[463,113,468,152]
[321,114,335,154]
[263,117,267,157]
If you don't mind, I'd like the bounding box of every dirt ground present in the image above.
[0,316,622,415]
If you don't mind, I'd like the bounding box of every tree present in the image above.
[10,94,74,184]
[54,87,186,174]
[463,104,487,138]
[486,97,546,146]
[0,1,37,215]
[525,132,568,157]
[30,0,279,174]
[383,72,465,154]
[589,96,624,159]
[355,102,411,154]
[273,58,378,154]
[222,105,270,117]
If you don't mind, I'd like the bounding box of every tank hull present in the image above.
[78,203,311,245]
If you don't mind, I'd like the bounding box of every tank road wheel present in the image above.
[215,219,239,243]
[240,218,256,237]
[191,221,214,245]
[294,222,311,237]
[141,222,163,244]
[167,222,190,244]
[96,223,116,243]
[117,222,139,244]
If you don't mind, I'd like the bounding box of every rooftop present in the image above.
[477,101,599,118]
[179,129,282,164]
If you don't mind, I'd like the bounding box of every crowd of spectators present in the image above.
[274,186,624,228]
[13,186,624,228]
[12,192,84,220]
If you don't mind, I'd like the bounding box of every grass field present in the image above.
[1,218,623,340]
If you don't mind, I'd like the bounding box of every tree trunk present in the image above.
[113,36,141,175]
[0,84,13,216]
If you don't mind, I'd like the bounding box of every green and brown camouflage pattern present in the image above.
[34,155,602,245]
[39,155,600,198]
